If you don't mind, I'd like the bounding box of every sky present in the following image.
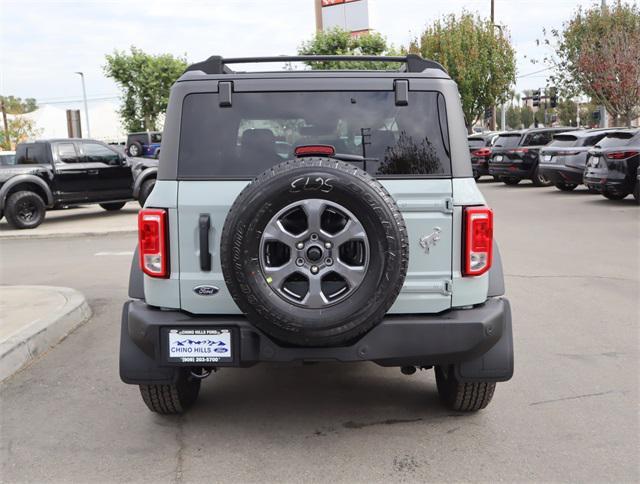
[0,0,598,108]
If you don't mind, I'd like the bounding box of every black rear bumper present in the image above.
[538,164,584,185]
[120,298,514,385]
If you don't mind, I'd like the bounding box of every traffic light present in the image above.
[532,89,541,108]
[484,107,492,120]
[592,110,601,122]
[549,88,558,108]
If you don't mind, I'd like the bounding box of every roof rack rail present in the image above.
[183,55,447,75]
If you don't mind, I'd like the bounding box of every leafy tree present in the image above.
[0,117,41,149]
[298,28,399,70]
[408,12,517,133]
[541,1,640,126]
[104,47,187,132]
[506,105,521,129]
[520,106,534,129]
[556,99,598,127]
[1,96,37,114]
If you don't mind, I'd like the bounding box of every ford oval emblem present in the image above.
[193,285,219,296]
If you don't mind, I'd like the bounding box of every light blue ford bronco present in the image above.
[120,55,513,414]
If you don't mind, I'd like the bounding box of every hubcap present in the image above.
[259,199,369,308]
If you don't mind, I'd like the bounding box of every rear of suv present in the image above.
[583,129,640,201]
[489,127,577,186]
[468,132,500,180]
[538,129,615,192]
[120,55,513,415]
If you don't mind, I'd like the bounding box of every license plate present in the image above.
[494,155,503,162]
[167,328,233,363]
[543,155,552,162]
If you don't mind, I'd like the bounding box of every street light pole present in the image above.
[75,72,91,138]
[490,0,497,131]
[599,0,608,128]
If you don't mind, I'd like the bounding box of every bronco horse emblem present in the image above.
[419,227,442,254]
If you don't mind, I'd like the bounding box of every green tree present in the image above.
[506,105,521,129]
[0,117,42,149]
[298,28,399,70]
[408,12,517,133]
[542,1,640,126]
[520,106,534,128]
[0,96,37,114]
[104,47,187,132]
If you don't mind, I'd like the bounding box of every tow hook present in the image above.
[401,366,416,375]
[189,367,216,380]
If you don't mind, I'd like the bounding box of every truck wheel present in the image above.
[127,141,143,157]
[532,167,553,187]
[138,179,156,208]
[139,371,201,414]
[220,158,409,347]
[5,191,46,229]
[602,190,628,201]
[554,182,577,192]
[435,366,496,412]
[100,202,126,211]
[503,178,520,186]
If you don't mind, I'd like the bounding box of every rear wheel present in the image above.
[5,191,46,229]
[503,178,520,186]
[435,366,496,412]
[139,371,201,414]
[602,190,628,201]
[554,182,578,192]
[532,167,553,187]
[100,202,126,211]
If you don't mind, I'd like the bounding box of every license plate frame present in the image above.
[162,327,238,366]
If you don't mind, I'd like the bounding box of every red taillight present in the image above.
[472,148,492,157]
[463,206,493,277]
[294,145,336,157]
[138,208,168,278]
[508,148,529,154]
[606,151,638,160]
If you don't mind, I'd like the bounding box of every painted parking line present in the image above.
[94,251,134,256]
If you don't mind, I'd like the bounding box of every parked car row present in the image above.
[469,127,640,203]
[0,138,158,229]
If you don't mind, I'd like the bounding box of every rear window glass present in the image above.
[548,135,578,147]
[16,144,48,164]
[596,133,635,148]
[468,138,485,148]
[493,134,521,148]
[179,91,451,178]
[523,131,553,146]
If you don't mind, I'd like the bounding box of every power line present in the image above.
[517,66,552,78]
[38,95,120,105]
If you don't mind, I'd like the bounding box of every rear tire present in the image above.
[602,190,628,201]
[532,167,553,187]
[5,191,46,229]
[100,202,126,211]
[138,178,156,208]
[127,141,143,157]
[435,366,496,412]
[139,372,201,415]
[554,182,578,192]
[503,178,520,186]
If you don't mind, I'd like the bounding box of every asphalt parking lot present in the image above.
[1,180,638,483]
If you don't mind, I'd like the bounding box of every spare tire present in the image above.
[220,158,408,347]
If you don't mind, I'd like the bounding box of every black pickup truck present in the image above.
[0,139,135,229]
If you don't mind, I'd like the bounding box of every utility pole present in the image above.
[314,0,323,32]
[75,72,91,138]
[1,98,9,149]
[599,0,608,128]
[490,0,497,130]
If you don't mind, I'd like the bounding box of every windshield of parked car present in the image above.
[179,91,452,178]
[0,153,16,165]
[596,132,636,149]
[493,134,521,148]
[548,135,578,148]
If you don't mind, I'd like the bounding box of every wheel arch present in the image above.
[0,175,54,210]
[133,168,158,198]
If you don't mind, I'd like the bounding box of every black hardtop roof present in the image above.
[181,54,449,78]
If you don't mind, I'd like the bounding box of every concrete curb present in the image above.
[0,228,137,241]
[0,286,92,382]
